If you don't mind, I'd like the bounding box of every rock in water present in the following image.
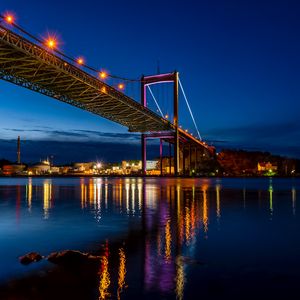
[19,252,43,265]
[47,250,101,265]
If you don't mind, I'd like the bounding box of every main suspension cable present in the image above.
[0,14,141,83]
[178,77,202,140]
[147,86,164,117]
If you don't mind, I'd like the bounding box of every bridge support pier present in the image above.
[141,75,147,176]
[169,142,172,175]
[160,139,163,175]
[141,133,147,175]
[182,147,186,175]
[173,71,179,176]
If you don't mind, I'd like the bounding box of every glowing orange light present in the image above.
[5,15,14,23]
[118,83,125,90]
[165,114,169,119]
[77,58,84,65]
[99,71,107,79]
[46,38,56,49]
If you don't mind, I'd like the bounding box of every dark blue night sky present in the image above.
[0,0,299,163]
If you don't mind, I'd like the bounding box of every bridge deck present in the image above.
[0,25,172,132]
[0,24,213,152]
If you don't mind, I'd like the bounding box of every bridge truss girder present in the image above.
[0,24,215,176]
[0,25,172,132]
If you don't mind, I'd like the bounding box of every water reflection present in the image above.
[26,178,32,212]
[99,242,110,300]
[43,180,52,219]
[269,179,273,219]
[216,184,221,220]
[165,219,172,262]
[0,177,299,299]
[175,256,185,300]
[117,248,126,300]
[16,184,21,223]
[79,178,144,219]
[13,178,297,227]
[202,184,209,235]
[292,187,296,215]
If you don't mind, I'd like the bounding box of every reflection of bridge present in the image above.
[0,18,215,175]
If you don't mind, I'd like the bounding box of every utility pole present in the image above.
[17,136,21,164]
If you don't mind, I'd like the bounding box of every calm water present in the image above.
[0,177,299,299]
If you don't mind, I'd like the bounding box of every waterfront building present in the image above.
[2,164,26,175]
[122,160,142,175]
[257,162,278,173]
[27,159,51,175]
[73,162,95,174]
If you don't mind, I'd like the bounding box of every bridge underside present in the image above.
[0,24,215,175]
[0,25,171,132]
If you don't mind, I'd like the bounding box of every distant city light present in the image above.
[165,114,169,119]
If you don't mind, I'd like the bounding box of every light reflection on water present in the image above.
[0,177,299,299]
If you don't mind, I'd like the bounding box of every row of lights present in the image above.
[3,12,125,91]
[3,12,203,140]
[163,116,198,139]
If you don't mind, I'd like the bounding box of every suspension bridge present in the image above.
[0,13,215,176]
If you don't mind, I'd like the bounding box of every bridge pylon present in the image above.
[140,72,180,176]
